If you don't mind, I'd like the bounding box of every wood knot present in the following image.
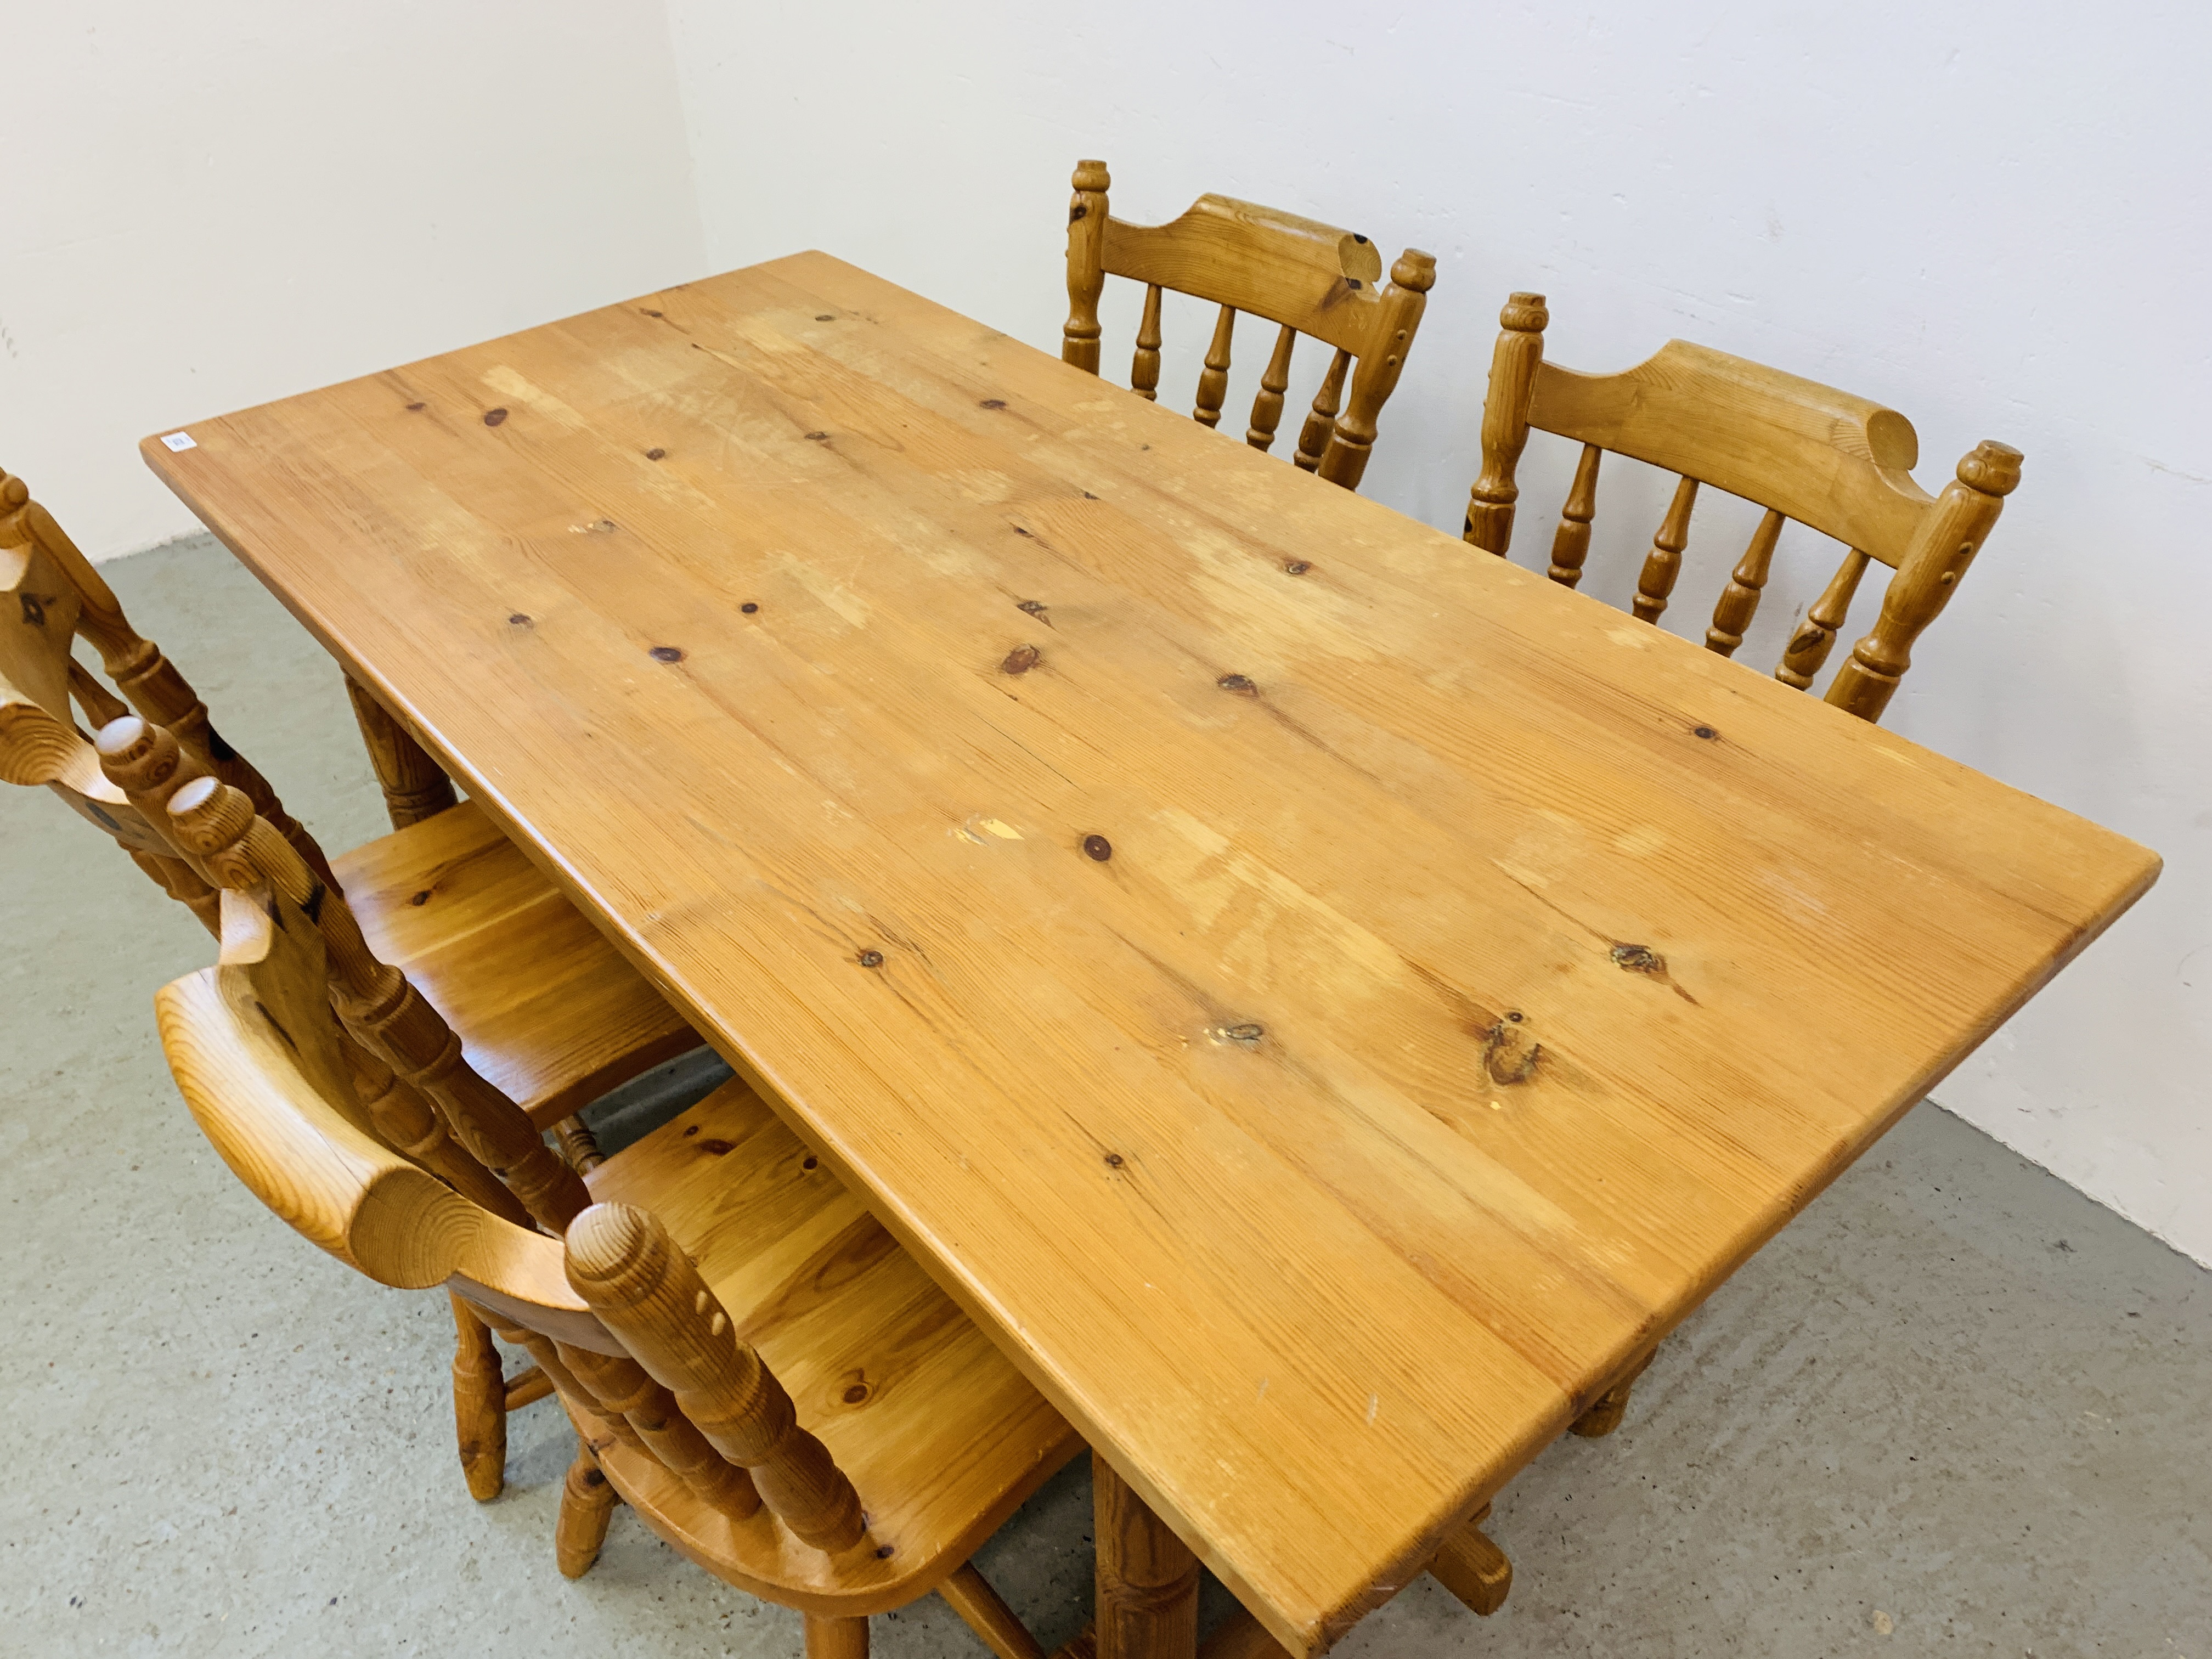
[979,399,1007,410]
[409,890,432,907]
[641,308,663,318]
[1222,1023,1265,1043]
[1216,673,1257,695]
[482,408,508,427]
[1284,561,1311,575]
[857,950,884,968]
[802,1155,819,1170]
[1017,598,1049,616]
[804,431,831,442]
[1481,1015,1541,1085]
[815,313,836,321]
[1691,725,1718,741]
[1082,834,1112,861]
[1104,1152,1125,1168]
[741,602,759,614]
[697,1139,734,1156]
[508,613,532,627]
[649,645,684,663]
[1610,943,1667,975]
[1001,644,1041,674]
[843,1383,871,1404]
[405,402,426,412]
[645,447,667,460]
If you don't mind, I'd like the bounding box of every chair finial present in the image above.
[1392,250,1438,294]
[1957,441,2023,496]
[1072,159,1110,194]
[1500,292,1549,333]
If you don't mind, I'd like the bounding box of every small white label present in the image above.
[160,431,196,452]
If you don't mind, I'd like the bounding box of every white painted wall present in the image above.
[2,1,706,557]
[665,0,2212,1262]
[13,2,2207,1265]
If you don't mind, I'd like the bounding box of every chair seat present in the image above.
[576,1078,1085,1616]
[334,800,697,1128]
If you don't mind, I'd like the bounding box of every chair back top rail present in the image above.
[1526,338,1933,568]
[1102,191,1397,359]
[0,464,335,887]
[1462,294,2023,723]
[1063,161,1434,494]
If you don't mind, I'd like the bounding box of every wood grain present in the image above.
[144,252,2157,1655]
[158,889,1081,1622]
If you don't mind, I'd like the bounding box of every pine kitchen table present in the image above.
[143,252,2159,1657]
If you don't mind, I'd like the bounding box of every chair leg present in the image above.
[552,1114,605,1172]
[1570,1344,1657,1438]
[450,1293,508,1501]
[804,1612,870,1657]
[556,1434,619,1578]
[938,1561,1046,1659]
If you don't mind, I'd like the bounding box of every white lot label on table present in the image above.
[160,432,197,452]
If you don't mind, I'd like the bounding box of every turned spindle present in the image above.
[1131,285,1164,401]
[1246,324,1297,452]
[1293,349,1352,474]
[1063,160,1111,374]
[567,1202,866,1553]
[1462,292,1549,556]
[1706,509,1785,657]
[1634,476,1700,624]
[1549,444,1604,588]
[1194,306,1236,429]
[554,1115,607,1172]
[1775,548,1871,691]
[559,1342,766,1520]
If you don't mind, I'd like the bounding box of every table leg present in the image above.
[344,673,456,829]
[1093,1449,1199,1659]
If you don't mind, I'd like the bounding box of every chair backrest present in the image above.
[1459,295,2023,724]
[109,747,591,1234]
[0,465,336,887]
[160,879,868,1556]
[1062,160,1436,492]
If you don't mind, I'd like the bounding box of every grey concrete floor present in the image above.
[3,536,2208,1658]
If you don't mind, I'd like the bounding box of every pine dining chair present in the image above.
[0,465,699,1500]
[156,846,1083,1657]
[1459,294,2023,724]
[1061,160,1436,493]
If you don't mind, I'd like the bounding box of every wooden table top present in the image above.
[145,252,2158,1655]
